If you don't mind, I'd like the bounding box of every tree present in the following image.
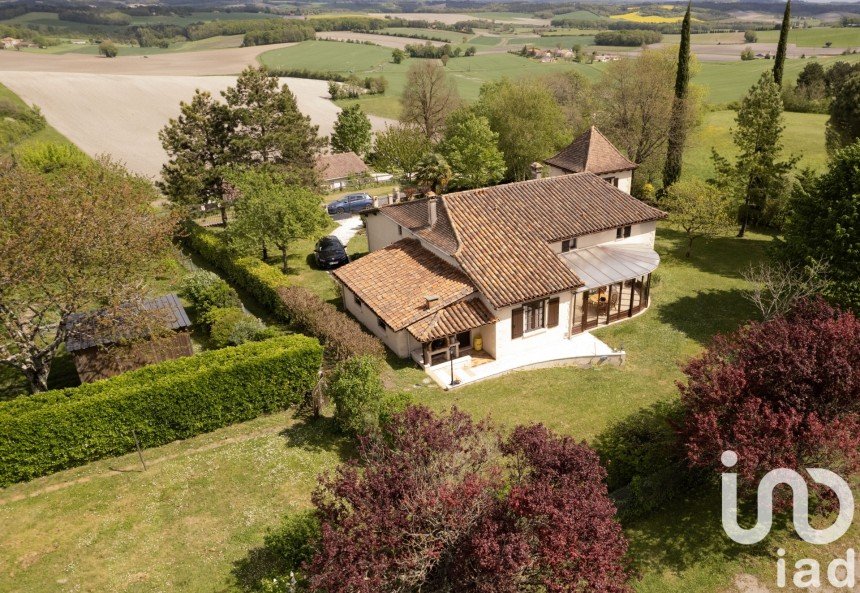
[662,2,693,189]
[400,60,460,140]
[160,67,324,208]
[227,169,329,272]
[475,78,569,180]
[371,123,432,181]
[331,104,372,157]
[158,90,234,206]
[595,48,700,178]
[98,39,117,58]
[437,110,505,190]
[773,0,791,86]
[711,71,797,236]
[744,29,758,43]
[391,48,406,64]
[328,355,385,436]
[0,158,176,392]
[740,47,755,61]
[681,299,860,495]
[307,406,631,593]
[662,179,734,257]
[414,152,452,194]
[223,67,324,181]
[742,259,830,320]
[777,142,860,311]
[538,70,593,136]
[825,72,860,152]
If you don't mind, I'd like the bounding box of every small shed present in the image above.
[66,294,194,384]
[315,151,371,190]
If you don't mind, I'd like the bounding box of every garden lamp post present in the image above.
[449,345,460,387]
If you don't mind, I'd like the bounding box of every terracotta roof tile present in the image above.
[545,126,637,175]
[315,151,369,181]
[371,173,666,309]
[332,238,476,331]
[406,297,497,342]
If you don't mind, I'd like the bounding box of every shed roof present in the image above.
[315,151,369,181]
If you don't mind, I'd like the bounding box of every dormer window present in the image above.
[561,237,578,253]
[606,176,619,187]
[616,226,632,240]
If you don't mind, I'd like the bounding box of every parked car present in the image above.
[327,193,373,215]
[314,236,350,269]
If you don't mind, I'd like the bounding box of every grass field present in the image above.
[552,10,604,21]
[6,224,856,593]
[756,26,860,48]
[0,82,73,154]
[383,27,471,44]
[683,109,829,181]
[22,35,246,56]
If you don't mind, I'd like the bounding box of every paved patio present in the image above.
[425,332,624,389]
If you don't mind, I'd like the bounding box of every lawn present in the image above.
[683,109,830,181]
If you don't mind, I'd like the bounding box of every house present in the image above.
[315,151,392,191]
[331,133,666,387]
[65,294,194,383]
[544,126,637,193]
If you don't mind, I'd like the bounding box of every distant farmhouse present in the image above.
[66,294,194,383]
[332,127,665,388]
[315,151,392,191]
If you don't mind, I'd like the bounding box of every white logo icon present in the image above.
[721,450,855,546]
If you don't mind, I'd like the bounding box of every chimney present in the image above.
[425,295,439,309]
[530,162,543,180]
[427,196,438,226]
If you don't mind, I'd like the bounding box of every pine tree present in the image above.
[773,0,791,86]
[662,1,692,189]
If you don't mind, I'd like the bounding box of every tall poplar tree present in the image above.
[773,0,791,86]
[662,1,692,189]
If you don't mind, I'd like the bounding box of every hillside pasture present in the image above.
[755,26,860,48]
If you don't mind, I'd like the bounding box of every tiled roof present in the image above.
[315,151,369,181]
[375,173,666,308]
[406,297,497,342]
[332,238,477,331]
[66,294,191,352]
[544,126,637,175]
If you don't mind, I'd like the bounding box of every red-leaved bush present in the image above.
[307,406,631,593]
[680,298,860,488]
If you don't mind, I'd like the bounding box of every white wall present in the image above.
[364,213,406,253]
[340,285,411,357]
[491,291,575,361]
[546,167,633,195]
[550,220,657,253]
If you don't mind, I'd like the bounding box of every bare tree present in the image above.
[742,259,831,320]
[400,60,460,140]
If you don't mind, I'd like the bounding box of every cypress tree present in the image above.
[661,1,692,190]
[773,0,791,86]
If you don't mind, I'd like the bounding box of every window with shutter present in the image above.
[561,239,570,252]
[511,307,524,339]
[547,297,560,328]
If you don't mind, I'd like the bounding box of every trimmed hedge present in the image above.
[278,286,385,361]
[184,224,384,361]
[0,335,322,486]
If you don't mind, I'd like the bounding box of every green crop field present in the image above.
[551,10,604,21]
[22,35,246,55]
[465,11,547,22]
[756,26,860,48]
[383,27,470,43]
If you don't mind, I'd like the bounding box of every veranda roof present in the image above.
[560,244,660,290]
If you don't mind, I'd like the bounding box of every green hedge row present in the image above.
[0,335,322,486]
[184,225,384,361]
[184,223,290,318]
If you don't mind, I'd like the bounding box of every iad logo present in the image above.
[720,451,857,589]
[720,450,855,545]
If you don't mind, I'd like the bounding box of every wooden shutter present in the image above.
[511,307,524,339]
[561,239,570,253]
[547,298,560,328]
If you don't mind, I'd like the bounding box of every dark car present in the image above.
[314,236,350,269]
[327,193,373,215]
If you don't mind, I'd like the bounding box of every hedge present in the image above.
[0,335,322,486]
[184,225,384,361]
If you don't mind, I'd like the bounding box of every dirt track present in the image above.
[0,45,393,179]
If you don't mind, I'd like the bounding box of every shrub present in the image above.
[744,29,758,43]
[328,355,385,435]
[264,511,321,578]
[205,306,271,348]
[741,47,755,60]
[15,142,89,173]
[277,286,385,361]
[179,269,242,318]
[98,40,118,58]
[0,335,323,485]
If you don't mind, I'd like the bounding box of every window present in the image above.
[561,237,578,253]
[605,176,619,187]
[353,293,363,308]
[397,224,403,236]
[377,316,387,331]
[523,300,546,333]
[616,226,631,240]
[624,225,632,238]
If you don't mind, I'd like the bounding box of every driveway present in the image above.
[330,214,364,246]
